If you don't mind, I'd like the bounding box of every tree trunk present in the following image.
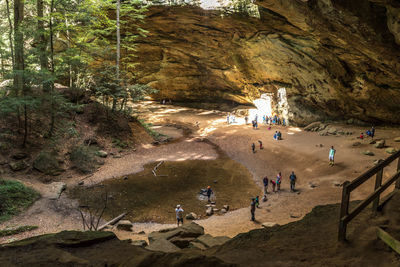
[5,0,15,73]
[37,0,49,92]
[48,0,55,137]
[113,0,120,112]
[14,0,26,146]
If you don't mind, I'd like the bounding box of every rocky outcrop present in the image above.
[134,2,400,125]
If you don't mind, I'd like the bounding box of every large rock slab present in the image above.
[148,222,204,243]
[192,234,230,248]
[42,182,66,200]
[145,238,180,253]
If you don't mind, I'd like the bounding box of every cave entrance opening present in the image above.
[277,87,289,125]
[249,93,272,122]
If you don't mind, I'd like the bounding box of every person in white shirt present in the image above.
[175,205,184,226]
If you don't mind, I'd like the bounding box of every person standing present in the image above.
[329,146,336,166]
[245,116,248,125]
[250,198,256,221]
[289,171,297,192]
[258,140,263,149]
[262,176,269,194]
[206,186,213,202]
[227,113,230,124]
[276,172,282,191]
[175,205,184,226]
[371,126,375,139]
[252,143,256,153]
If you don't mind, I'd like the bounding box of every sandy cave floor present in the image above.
[1,101,400,244]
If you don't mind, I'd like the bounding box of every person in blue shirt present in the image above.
[289,171,297,192]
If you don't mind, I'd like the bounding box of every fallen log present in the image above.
[98,213,127,231]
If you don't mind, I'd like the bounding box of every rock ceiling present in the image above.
[134,0,400,125]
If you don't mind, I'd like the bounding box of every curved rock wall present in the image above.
[134,1,400,125]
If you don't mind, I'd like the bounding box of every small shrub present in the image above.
[33,151,64,176]
[70,145,101,173]
[138,119,166,140]
[112,138,129,149]
[0,179,39,222]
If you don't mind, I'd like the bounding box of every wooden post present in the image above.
[372,168,384,212]
[338,181,350,241]
[395,158,400,189]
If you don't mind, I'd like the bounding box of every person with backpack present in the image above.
[175,205,184,226]
[262,176,269,194]
[250,198,256,221]
[289,171,297,192]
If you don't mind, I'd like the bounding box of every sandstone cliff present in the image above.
[133,1,400,125]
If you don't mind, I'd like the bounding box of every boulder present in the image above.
[304,121,321,131]
[206,207,214,216]
[42,182,66,200]
[223,205,229,211]
[262,222,279,228]
[362,151,374,156]
[33,152,64,176]
[11,152,28,160]
[185,212,198,220]
[373,159,384,165]
[9,160,29,171]
[116,220,133,231]
[169,236,195,249]
[220,209,227,213]
[385,147,397,154]
[145,238,180,253]
[193,234,230,248]
[352,142,361,147]
[326,126,337,135]
[374,140,385,148]
[131,240,147,247]
[97,150,108,158]
[189,241,208,250]
[148,222,204,243]
[394,137,400,142]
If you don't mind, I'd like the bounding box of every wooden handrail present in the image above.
[338,149,400,241]
[346,150,400,192]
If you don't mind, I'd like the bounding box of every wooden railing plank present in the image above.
[347,150,400,192]
[342,171,400,224]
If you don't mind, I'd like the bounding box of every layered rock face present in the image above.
[135,1,400,125]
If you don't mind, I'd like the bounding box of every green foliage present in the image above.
[138,119,166,140]
[70,145,102,173]
[0,226,38,237]
[0,179,39,223]
[112,138,129,149]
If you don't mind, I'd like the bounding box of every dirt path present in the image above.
[1,101,399,243]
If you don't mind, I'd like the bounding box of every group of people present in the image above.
[249,171,297,221]
[251,140,263,153]
[360,126,375,140]
[226,113,237,124]
[175,185,214,226]
[263,115,286,126]
[273,131,282,140]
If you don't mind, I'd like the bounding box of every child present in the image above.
[359,133,364,139]
[255,196,260,208]
[271,179,276,192]
[276,172,282,191]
